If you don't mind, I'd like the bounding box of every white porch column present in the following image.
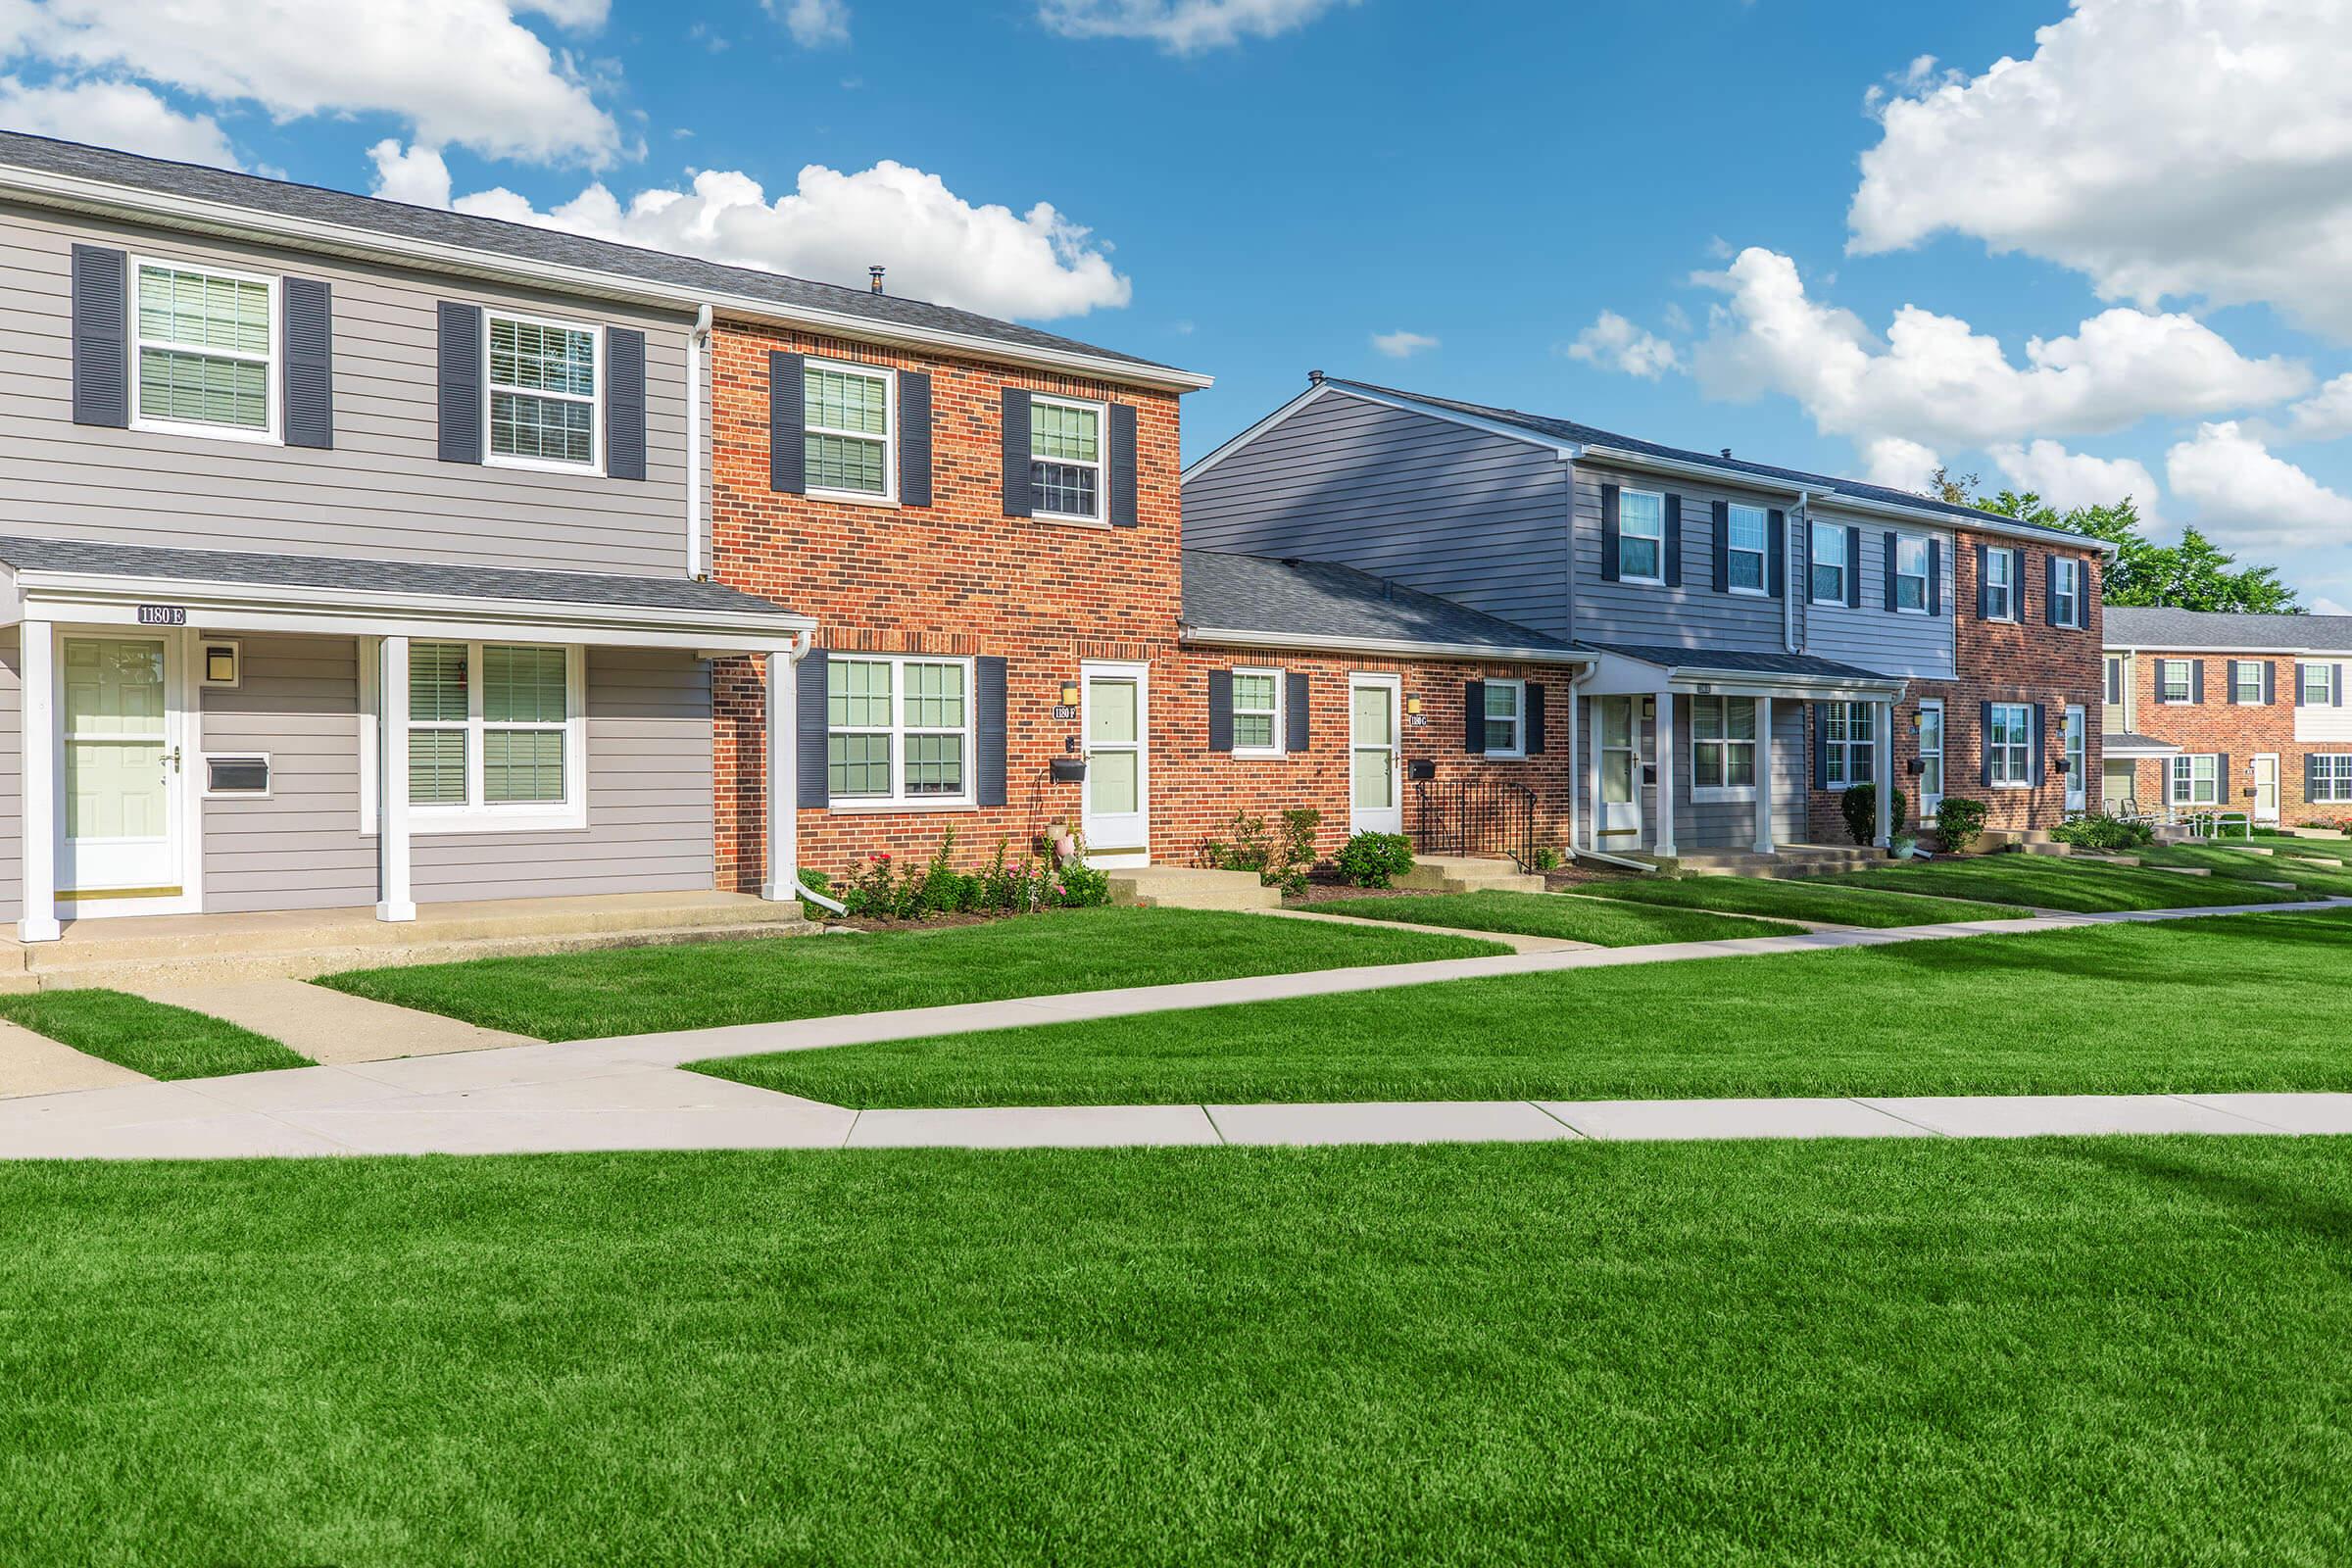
[375,634,415,923]
[1653,689,1678,858]
[19,616,58,943]
[760,648,797,902]
[1752,695,1776,855]
[1587,689,1604,853]
[1562,684,1579,856]
[1874,702,1894,848]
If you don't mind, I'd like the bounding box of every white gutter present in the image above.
[686,304,710,579]
[2106,643,2347,657]
[0,163,1214,396]
[1181,624,1591,666]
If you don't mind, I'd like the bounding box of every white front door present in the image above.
[2252,754,2280,822]
[1081,662,1149,865]
[1917,700,1945,818]
[1597,696,1642,840]
[2064,706,2087,813]
[59,632,193,912]
[1348,675,1401,834]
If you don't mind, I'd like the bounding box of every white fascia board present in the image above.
[1582,646,1901,700]
[0,164,1212,396]
[2104,641,2339,657]
[1574,444,1832,505]
[1181,624,1591,666]
[2102,739,2182,758]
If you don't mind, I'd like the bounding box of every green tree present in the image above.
[1955,487,2301,613]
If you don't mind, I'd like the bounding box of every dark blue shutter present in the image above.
[898,369,932,508]
[1207,668,1234,752]
[2263,661,2277,705]
[1844,526,1862,609]
[1975,542,1990,618]
[1928,537,1942,616]
[281,276,333,450]
[768,351,804,493]
[1286,672,1309,752]
[1768,509,1787,598]
[2044,554,2062,626]
[604,327,645,479]
[1883,531,1899,612]
[1599,484,1622,583]
[2295,662,2305,708]
[436,302,482,464]
[1525,682,1545,755]
[2190,660,2205,704]
[2335,663,2346,707]
[1812,704,1832,790]
[795,649,828,808]
[1001,389,1033,517]
[2034,705,2047,782]
[70,244,127,428]
[2218,751,2230,802]
[976,657,1007,807]
[1663,495,1683,587]
[1464,681,1487,754]
[1109,403,1139,528]
[1980,702,1994,787]
[1711,500,1730,593]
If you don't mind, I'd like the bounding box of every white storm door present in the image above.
[59,633,188,905]
[2064,706,2087,812]
[1599,696,1642,838]
[1917,700,1945,818]
[2252,754,2279,822]
[1082,662,1149,864]
[1348,675,1402,834]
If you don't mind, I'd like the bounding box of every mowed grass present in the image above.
[1307,889,1802,943]
[2137,843,2352,896]
[700,909,2352,1107]
[8,1140,2352,1566]
[316,907,1504,1041]
[1801,853,2310,912]
[1569,873,2032,929]
[0,989,306,1079]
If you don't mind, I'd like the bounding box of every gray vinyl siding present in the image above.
[0,202,693,576]
[1183,389,1574,639]
[1799,511,1956,679]
[1570,465,1790,655]
[201,634,377,911]
[0,630,19,920]
[1575,695,1806,852]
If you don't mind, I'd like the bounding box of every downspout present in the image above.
[685,304,711,579]
[1784,494,1801,654]
[775,628,848,915]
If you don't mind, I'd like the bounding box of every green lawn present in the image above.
[1802,854,2309,912]
[1569,873,2032,929]
[316,907,1504,1041]
[1307,889,1803,943]
[0,989,306,1079]
[5,1141,2350,1565]
[2137,844,2352,896]
[699,909,2352,1107]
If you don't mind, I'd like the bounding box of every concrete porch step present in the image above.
[1638,845,1887,881]
[1105,867,1283,912]
[1396,856,1547,895]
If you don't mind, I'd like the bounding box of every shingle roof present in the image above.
[0,534,799,617]
[2102,730,2182,756]
[1181,550,1577,657]
[2106,607,2352,652]
[1577,643,1897,683]
[0,130,1178,377]
[1325,378,2089,541]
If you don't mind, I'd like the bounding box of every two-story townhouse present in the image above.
[2103,609,2352,825]
[1183,375,2108,860]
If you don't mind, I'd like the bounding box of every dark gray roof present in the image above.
[2106,607,2352,651]
[0,130,1176,377]
[1182,550,1577,656]
[1578,642,1897,682]
[2102,731,2182,755]
[1326,378,2088,540]
[0,535,798,617]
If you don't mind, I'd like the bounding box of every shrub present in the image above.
[1531,846,1563,872]
[1336,831,1415,889]
[1200,808,1322,894]
[1057,862,1111,907]
[1839,784,1910,847]
[2051,810,2154,852]
[797,867,832,898]
[1934,796,1989,856]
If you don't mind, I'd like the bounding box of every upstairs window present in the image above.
[1893,534,1931,612]
[2051,557,2082,628]
[1031,396,1104,520]
[1617,489,1665,582]
[1809,522,1847,605]
[487,312,598,470]
[2233,662,2264,705]
[2160,660,2193,704]
[2104,656,2124,706]
[1483,679,1526,757]
[132,259,275,440]
[805,360,894,499]
[1690,696,1757,794]
[1727,504,1768,594]
[1984,547,2017,620]
[2303,662,2340,706]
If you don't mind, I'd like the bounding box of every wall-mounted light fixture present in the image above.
[1059,680,1080,707]
[1405,696,1423,716]
[200,640,241,688]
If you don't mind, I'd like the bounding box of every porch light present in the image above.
[1059,680,1081,707]
[1406,696,1423,716]
[201,642,240,688]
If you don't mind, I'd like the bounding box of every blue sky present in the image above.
[3,0,2348,607]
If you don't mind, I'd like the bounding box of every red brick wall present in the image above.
[2117,652,2343,822]
[706,319,1185,886]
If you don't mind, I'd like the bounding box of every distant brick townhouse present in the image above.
[2103,608,2352,825]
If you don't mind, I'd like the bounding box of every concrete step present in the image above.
[1396,857,1547,895]
[1105,867,1283,912]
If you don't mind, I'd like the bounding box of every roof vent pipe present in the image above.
[1721,448,1733,459]
[1307,368,1324,384]
[868,266,885,295]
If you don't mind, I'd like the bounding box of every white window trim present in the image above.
[1917,698,1945,807]
[1893,533,1932,615]
[1230,666,1285,759]
[2232,661,2264,706]
[2302,662,2338,707]
[2159,659,2193,705]
[1030,392,1107,524]
[1726,503,1770,598]
[2313,755,2352,805]
[803,355,899,506]
[824,653,978,812]
[2171,753,2221,808]
[2104,656,2124,707]
[1482,677,1527,760]
[127,255,282,447]
[1809,521,1848,607]
[2052,557,2082,629]
[1617,488,1667,586]
[1984,548,2018,622]
[1689,695,1758,802]
[358,640,588,834]
[482,308,604,476]
[1987,703,2034,790]
[1823,700,1876,790]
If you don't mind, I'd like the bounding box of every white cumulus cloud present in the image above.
[1370,329,1437,359]
[1857,436,1941,494]
[0,74,237,167]
[1038,0,1357,53]
[1848,0,2352,341]
[2260,371,2352,446]
[1986,439,2163,521]
[768,0,849,48]
[1564,311,1679,379]
[372,147,1132,320]
[2165,421,2352,552]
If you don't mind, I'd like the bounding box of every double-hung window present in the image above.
[2104,656,2124,706]
[1893,534,1931,612]
[2233,662,2265,705]
[2303,662,2339,706]
[1822,701,1876,788]
[1617,489,1665,582]
[1727,504,1768,594]
[1690,696,1757,795]
[2051,557,2082,628]
[1987,703,2034,787]
[1231,668,1283,756]
[805,360,894,500]
[1031,396,1104,521]
[1810,522,1847,605]
[2171,754,2221,807]
[1483,680,1526,757]
[827,655,973,806]
[2312,756,2352,805]
[1984,548,2017,620]
[399,642,581,828]
[2160,660,2193,704]
[131,259,276,441]
[486,311,599,470]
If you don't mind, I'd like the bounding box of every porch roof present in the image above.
[1580,642,1903,696]
[2103,730,2183,759]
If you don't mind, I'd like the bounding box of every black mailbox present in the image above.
[1641,763,1658,786]
[1906,757,1927,776]
[1050,758,1087,783]
[1406,759,1437,781]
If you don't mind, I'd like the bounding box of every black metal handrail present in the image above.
[1411,778,1540,870]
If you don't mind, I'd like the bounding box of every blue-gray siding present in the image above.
[1798,510,1956,680]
